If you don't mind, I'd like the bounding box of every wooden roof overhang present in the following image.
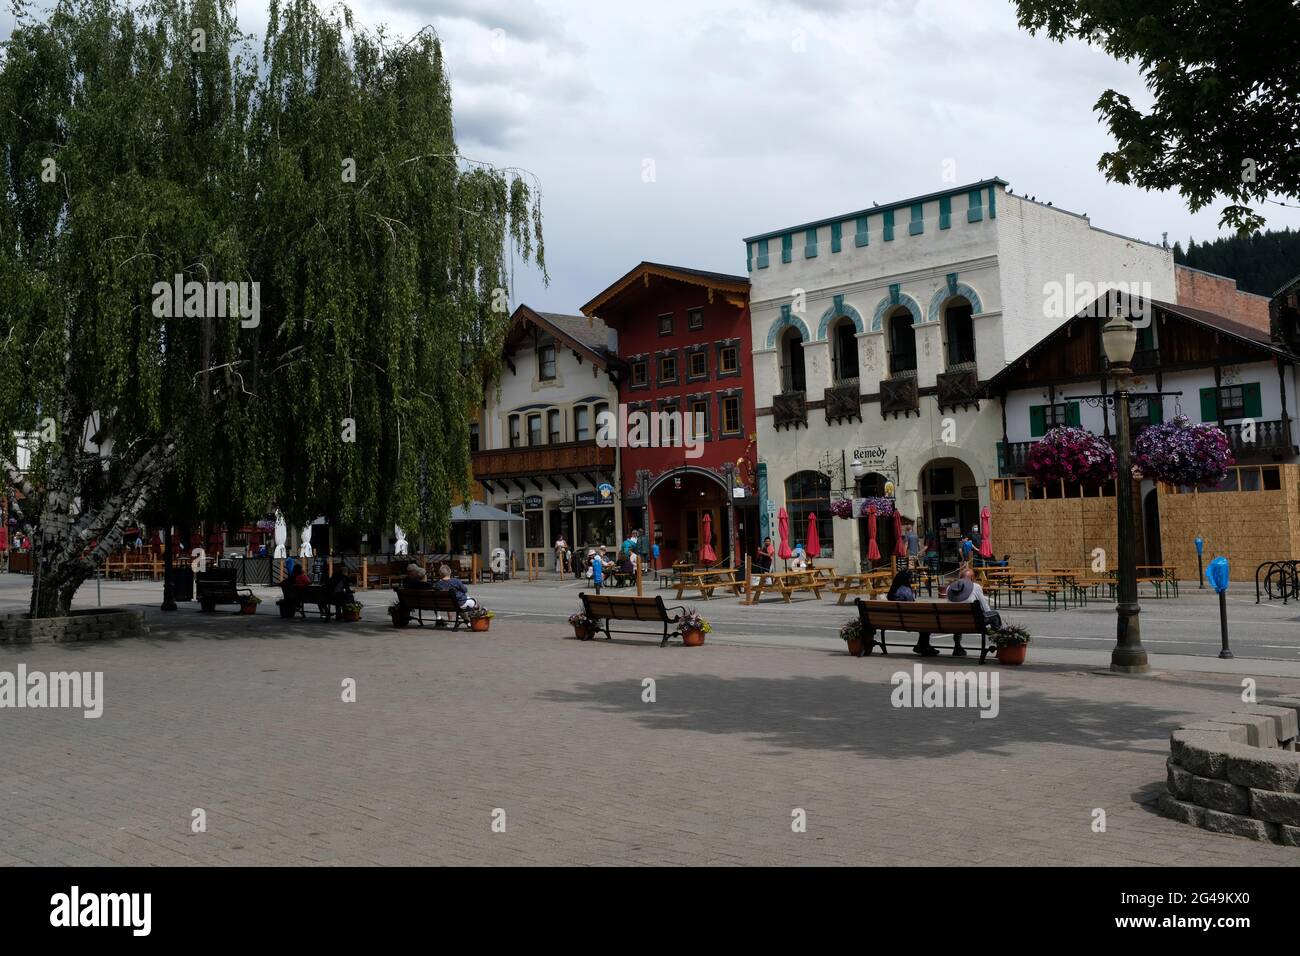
[579,261,749,324]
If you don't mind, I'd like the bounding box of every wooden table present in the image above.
[675,568,742,601]
[1138,565,1179,597]
[744,570,824,604]
[828,570,893,605]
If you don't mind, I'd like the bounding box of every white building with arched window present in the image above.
[745,179,1177,571]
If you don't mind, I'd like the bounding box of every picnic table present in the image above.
[675,568,742,601]
[828,569,893,605]
[743,569,824,604]
[1138,565,1179,597]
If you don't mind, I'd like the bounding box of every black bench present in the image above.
[388,587,471,629]
[854,598,993,664]
[277,581,351,620]
[195,569,253,612]
[579,592,684,647]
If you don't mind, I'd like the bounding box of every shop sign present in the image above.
[575,491,598,507]
[524,495,544,510]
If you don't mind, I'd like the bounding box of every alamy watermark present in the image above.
[151,274,260,328]
[890,664,999,719]
[0,665,103,718]
[595,404,704,459]
[1042,276,1152,327]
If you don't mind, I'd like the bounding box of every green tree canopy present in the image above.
[1013,0,1300,232]
[0,0,544,614]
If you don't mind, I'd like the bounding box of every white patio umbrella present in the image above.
[273,512,287,558]
[394,525,409,555]
[300,524,313,559]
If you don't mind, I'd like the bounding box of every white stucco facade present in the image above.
[745,180,1177,571]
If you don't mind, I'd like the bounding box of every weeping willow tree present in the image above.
[0,0,544,616]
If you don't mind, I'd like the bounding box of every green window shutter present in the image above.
[1029,405,1047,438]
[1065,402,1081,427]
[746,242,752,273]
[756,239,769,269]
[804,228,817,258]
[1243,382,1263,418]
[781,234,793,263]
[1148,397,1163,424]
[967,190,984,223]
[1135,325,1153,351]
[1199,387,1217,422]
[988,184,997,219]
[854,215,869,247]
[909,203,924,236]
[830,222,842,253]
[883,209,895,241]
[939,196,951,230]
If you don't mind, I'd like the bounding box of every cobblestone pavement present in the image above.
[3,604,1300,866]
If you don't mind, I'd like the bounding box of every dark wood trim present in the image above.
[1214,365,1223,426]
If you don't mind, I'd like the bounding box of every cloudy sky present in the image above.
[11,0,1300,311]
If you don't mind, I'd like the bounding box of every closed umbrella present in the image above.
[273,512,287,558]
[979,506,993,559]
[777,507,792,567]
[700,512,717,563]
[866,506,881,562]
[805,512,820,559]
[893,509,907,557]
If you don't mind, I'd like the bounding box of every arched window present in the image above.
[784,470,831,557]
[831,318,859,382]
[780,327,806,393]
[887,307,916,375]
[942,298,976,367]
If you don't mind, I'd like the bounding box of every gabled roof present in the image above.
[506,305,611,368]
[1274,272,1300,298]
[986,294,1299,394]
[580,261,749,321]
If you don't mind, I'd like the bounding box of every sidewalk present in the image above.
[2,605,1298,865]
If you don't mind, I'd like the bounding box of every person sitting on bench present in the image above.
[433,563,476,626]
[931,567,997,658]
[325,565,355,607]
[291,563,312,589]
[404,564,432,589]
[879,569,931,657]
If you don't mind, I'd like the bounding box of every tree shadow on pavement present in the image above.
[539,672,1193,760]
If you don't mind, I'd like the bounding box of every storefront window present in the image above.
[785,470,832,558]
[525,509,544,549]
[576,507,615,548]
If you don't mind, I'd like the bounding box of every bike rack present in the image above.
[1255,560,1300,604]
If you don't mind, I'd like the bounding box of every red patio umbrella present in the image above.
[979,506,993,559]
[805,512,820,559]
[700,512,717,563]
[777,507,793,565]
[866,506,881,562]
[893,509,907,557]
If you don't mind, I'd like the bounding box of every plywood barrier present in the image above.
[989,479,1136,571]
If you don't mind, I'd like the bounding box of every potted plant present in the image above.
[1025,425,1116,487]
[467,607,494,632]
[239,594,261,615]
[676,608,711,646]
[387,602,410,628]
[569,611,597,640]
[340,602,362,623]
[993,623,1031,665]
[1133,416,1234,487]
[840,617,867,656]
[829,498,854,520]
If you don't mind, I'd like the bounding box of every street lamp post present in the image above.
[1101,315,1150,674]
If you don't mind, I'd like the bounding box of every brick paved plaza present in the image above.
[3,583,1300,866]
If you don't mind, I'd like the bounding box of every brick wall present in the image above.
[1176,265,1272,334]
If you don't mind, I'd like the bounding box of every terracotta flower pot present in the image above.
[341,609,360,622]
[997,644,1027,666]
[239,603,257,615]
[682,628,705,647]
[471,617,490,632]
[573,624,591,640]
[846,637,863,656]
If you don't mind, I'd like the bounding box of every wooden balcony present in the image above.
[824,379,861,425]
[880,376,919,418]
[773,391,808,430]
[472,439,615,490]
[935,366,980,412]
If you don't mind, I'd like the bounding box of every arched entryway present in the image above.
[855,470,900,567]
[919,457,979,567]
[647,467,731,567]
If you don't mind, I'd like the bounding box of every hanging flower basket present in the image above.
[1132,416,1234,487]
[858,496,894,517]
[830,498,854,520]
[1025,426,1116,487]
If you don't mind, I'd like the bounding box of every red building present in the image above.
[581,263,757,567]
